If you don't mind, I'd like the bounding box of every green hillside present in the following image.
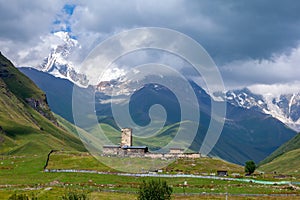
[0,53,57,122]
[259,132,300,176]
[259,132,300,166]
[0,53,44,99]
[0,53,85,155]
[259,148,300,176]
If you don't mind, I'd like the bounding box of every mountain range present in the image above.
[29,31,300,133]
[20,67,297,165]
[217,88,300,132]
[11,31,299,166]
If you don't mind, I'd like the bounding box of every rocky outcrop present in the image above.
[0,57,14,78]
[25,96,58,126]
[0,126,5,143]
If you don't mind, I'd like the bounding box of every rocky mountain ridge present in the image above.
[20,67,298,164]
[24,31,300,132]
[219,88,300,131]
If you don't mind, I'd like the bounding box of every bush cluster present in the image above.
[138,179,173,200]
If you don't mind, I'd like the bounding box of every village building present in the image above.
[217,170,228,176]
[103,128,201,159]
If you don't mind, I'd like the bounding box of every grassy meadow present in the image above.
[1,151,300,199]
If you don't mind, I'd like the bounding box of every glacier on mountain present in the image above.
[36,31,88,87]
[219,88,300,131]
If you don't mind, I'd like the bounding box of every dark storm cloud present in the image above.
[71,0,300,64]
[182,1,300,89]
[199,0,300,63]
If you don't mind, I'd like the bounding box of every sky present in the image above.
[1,0,300,94]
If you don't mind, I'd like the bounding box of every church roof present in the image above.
[103,145,120,148]
[121,145,148,149]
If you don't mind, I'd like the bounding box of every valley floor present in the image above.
[0,152,299,199]
[0,189,299,200]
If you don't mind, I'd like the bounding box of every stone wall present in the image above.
[144,153,201,159]
[103,146,120,155]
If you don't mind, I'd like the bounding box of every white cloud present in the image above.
[1,33,68,67]
[248,82,300,96]
[99,65,126,82]
[220,44,300,90]
[0,0,68,66]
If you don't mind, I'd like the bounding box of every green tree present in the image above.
[245,160,256,175]
[138,179,173,200]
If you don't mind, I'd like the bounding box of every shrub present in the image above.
[61,191,88,200]
[138,179,173,200]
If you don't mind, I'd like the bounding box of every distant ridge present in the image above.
[20,66,297,165]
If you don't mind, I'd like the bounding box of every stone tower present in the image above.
[121,128,132,147]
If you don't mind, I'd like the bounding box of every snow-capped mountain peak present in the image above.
[219,88,300,131]
[25,31,300,132]
[37,31,88,87]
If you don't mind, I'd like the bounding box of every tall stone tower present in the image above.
[121,128,132,147]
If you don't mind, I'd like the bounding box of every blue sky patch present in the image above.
[63,4,76,16]
[52,4,76,37]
